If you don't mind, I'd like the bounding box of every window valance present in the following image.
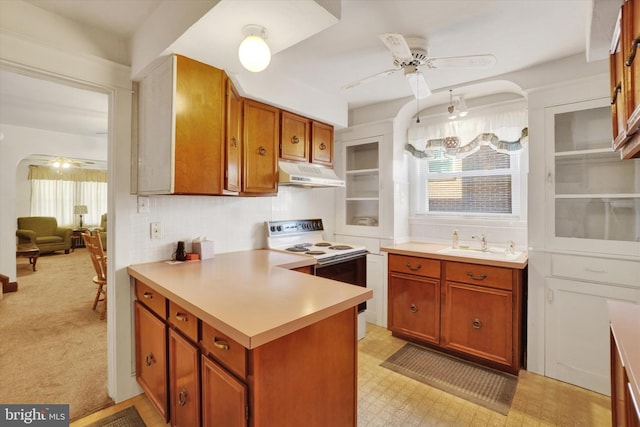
[28,165,107,182]
[406,109,528,159]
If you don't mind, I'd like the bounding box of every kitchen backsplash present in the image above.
[129,186,337,264]
[409,216,527,251]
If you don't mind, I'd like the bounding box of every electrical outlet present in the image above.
[150,222,161,239]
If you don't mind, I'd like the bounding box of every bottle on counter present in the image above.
[452,230,459,249]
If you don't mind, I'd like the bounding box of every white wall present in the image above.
[0,5,338,405]
[128,188,337,264]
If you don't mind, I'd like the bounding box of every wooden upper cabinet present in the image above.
[623,0,640,138]
[611,0,640,159]
[242,99,279,194]
[280,111,335,167]
[280,111,310,162]
[137,54,226,194]
[611,28,628,148]
[311,121,334,166]
[225,78,242,193]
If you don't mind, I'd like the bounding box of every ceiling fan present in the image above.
[344,33,496,99]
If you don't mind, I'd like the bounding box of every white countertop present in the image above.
[381,242,528,269]
[127,249,372,349]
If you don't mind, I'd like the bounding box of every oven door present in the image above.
[314,254,367,312]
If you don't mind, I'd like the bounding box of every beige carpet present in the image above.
[381,343,518,415]
[0,248,113,421]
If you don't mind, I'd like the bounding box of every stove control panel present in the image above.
[266,219,324,236]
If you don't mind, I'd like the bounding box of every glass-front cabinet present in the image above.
[346,141,379,227]
[545,97,640,254]
[336,136,385,238]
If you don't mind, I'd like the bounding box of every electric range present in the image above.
[266,218,368,324]
[266,219,368,265]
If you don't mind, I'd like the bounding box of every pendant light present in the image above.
[238,25,271,72]
[447,89,468,120]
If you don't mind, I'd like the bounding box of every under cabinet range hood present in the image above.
[278,161,345,187]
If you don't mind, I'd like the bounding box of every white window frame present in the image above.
[411,147,524,219]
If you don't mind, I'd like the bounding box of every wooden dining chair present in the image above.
[82,230,107,319]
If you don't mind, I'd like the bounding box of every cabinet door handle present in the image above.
[291,135,300,144]
[143,292,153,299]
[611,82,622,105]
[319,142,327,150]
[409,304,418,313]
[472,318,482,329]
[145,353,154,367]
[231,136,238,148]
[258,146,267,156]
[178,388,187,407]
[406,263,422,271]
[625,37,640,67]
[175,313,188,322]
[213,338,230,350]
[466,272,487,281]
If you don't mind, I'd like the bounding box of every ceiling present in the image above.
[0,0,620,138]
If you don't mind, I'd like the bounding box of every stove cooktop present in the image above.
[266,219,367,263]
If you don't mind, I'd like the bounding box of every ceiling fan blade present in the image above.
[378,33,413,61]
[404,67,431,99]
[343,68,401,90]
[425,54,496,69]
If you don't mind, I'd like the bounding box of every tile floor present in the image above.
[73,323,612,427]
[358,324,611,426]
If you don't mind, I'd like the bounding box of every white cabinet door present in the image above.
[545,277,640,395]
[365,253,386,327]
[137,55,175,194]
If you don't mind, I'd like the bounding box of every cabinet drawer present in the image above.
[201,322,247,379]
[551,254,640,287]
[388,254,440,278]
[445,262,513,291]
[169,301,198,343]
[135,280,167,318]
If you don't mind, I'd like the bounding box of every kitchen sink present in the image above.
[437,246,523,261]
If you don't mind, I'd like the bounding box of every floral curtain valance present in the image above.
[28,165,107,182]
[406,109,528,159]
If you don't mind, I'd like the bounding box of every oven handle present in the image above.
[314,253,368,269]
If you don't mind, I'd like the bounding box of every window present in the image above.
[28,165,107,226]
[407,105,527,218]
[413,146,522,216]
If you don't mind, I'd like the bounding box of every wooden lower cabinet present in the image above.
[388,273,440,344]
[135,280,359,426]
[201,355,247,427]
[442,281,513,367]
[135,301,169,421]
[387,254,524,375]
[169,329,200,427]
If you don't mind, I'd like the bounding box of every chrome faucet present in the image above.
[472,233,488,251]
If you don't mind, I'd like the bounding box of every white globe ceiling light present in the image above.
[238,25,271,72]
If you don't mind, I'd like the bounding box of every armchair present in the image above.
[16,216,72,254]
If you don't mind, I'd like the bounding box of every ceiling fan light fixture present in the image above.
[404,66,430,99]
[238,25,271,72]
